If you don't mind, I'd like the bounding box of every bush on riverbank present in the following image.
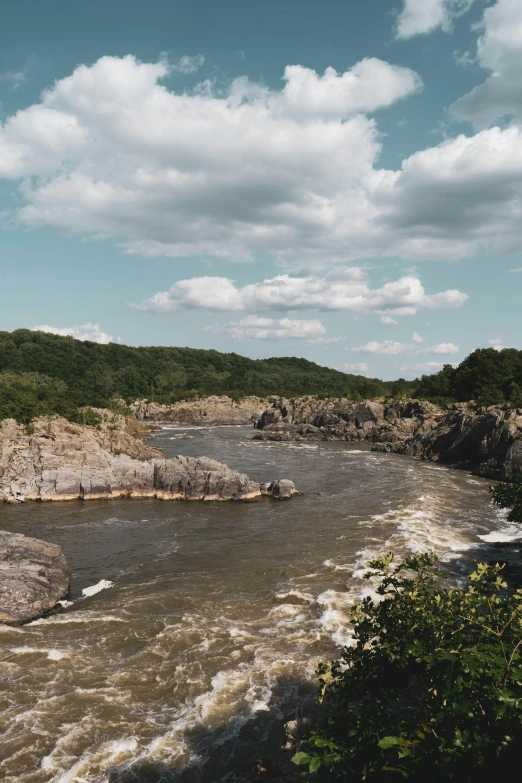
[293,553,522,781]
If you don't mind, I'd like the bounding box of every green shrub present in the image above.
[293,553,522,781]
[491,476,522,523]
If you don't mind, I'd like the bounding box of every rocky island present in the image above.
[0,415,296,503]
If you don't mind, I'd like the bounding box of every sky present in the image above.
[1,0,521,380]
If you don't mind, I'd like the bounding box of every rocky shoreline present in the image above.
[0,416,296,503]
[131,395,267,426]
[253,398,522,481]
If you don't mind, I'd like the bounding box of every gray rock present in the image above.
[0,531,71,624]
[0,417,296,502]
[261,479,296,500]
[254,397,522,481]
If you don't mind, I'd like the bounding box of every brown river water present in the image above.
[0,425,519,782]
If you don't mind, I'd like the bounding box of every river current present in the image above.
[0,425,519,782]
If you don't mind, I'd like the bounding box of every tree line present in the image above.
[0,329,406,424]
[1,330,521,425]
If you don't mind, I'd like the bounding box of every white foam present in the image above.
[10,646,67,660]
[81,579,114,598]
[28,614,125,626]
[478,525,522,543]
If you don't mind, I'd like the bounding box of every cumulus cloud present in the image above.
[381,315,398,325]
[352,340,411,355]
[488,338,508,350]
[395,0,475,40]
[205,316,326,341]
[412,331,423,343]
[352,339,460,356]
[132,268,468,319]
[431,342,459,354]
[451,0,522,127]
[31,323,114,344]
[400,361,449,373]
[340,362,370,373]
[510,267,522,273]
[1,52,522,263]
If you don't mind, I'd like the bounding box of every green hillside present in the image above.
[0,329,406,423]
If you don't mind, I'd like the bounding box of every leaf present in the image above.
[309,757,321,773]
[378,736,401,750]
[292,752,311,766]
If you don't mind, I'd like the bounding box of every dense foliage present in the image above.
[0,371,78,424]
[415,348,522,405]
[492,476,522,523]
[293,553,522,781]
[1,330,522,424]
[0,329,407,423]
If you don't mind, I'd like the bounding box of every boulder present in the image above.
[0,531,71,624]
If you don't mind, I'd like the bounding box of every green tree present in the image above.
[491,476,522,523]
[293,553,522,781]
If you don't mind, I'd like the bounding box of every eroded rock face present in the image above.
[0,416,297,502]
[0,531,71,624]
[254,398,522,481]
[131,396,266,426]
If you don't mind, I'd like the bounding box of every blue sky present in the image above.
[1,0,521,380]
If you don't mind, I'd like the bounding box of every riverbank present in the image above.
[253,398,522,481]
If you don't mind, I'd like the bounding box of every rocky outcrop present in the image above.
[254,398,522,481]
[0,531,71,624]
[392,406,522,481]
[254,399,442,444]
[131,396,266,426]
[0,416,296,502]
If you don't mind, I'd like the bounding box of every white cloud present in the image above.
[352,340,412,355]
[401,361,448,373]
[205,315,326,341]
[451,0,522,127]
[412,331,423,343]
[352,339,460,356]
[171,55,205,74]
[430,342,459,354]
[340,362,370,373]
[510,267,522,273]
[488,338,508,350]
[395,0,475,40]
[0,68,27,89]
[31,323,114,344]
[1,53,522,264]
[380,315,398,325]
[133,269,468,318]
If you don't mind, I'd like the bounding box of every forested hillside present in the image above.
[0,330,405,423]
[415,348,522,405]
[1,330,521,425]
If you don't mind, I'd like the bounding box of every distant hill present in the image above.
[1,330,520,425]
[0,329,411,423]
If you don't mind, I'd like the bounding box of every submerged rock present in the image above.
[0,531,71,624]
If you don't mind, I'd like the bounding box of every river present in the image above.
[0,425,518,782]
